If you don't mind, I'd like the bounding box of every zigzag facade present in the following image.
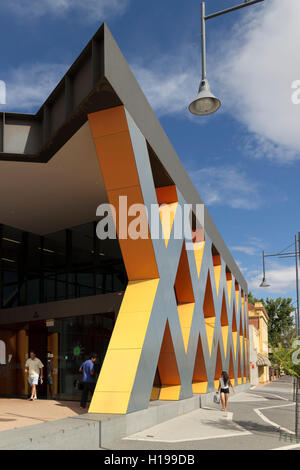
[88,106,249,414]
[0,24,248,411]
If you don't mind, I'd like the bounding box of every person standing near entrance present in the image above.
[79,353,97,409]
[217,370,235,412]
[25,351,44,401]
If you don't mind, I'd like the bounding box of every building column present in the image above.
[16,329,28,396]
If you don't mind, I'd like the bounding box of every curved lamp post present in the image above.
[259,233,300,439]
[259,251,271,287]
[189,0,265,116]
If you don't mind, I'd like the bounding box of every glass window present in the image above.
[1,222,127,308]
[47,313,115,400]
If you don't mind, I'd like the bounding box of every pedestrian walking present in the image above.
[25,351,44,401]
[217,370,235,412]
[79,353,97,409]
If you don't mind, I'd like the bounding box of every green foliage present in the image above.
[247,291,263,305]
[248,293,295,347]
[271,338,300,379]
[264,297,295,347]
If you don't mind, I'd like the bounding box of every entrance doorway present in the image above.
[0,312,115,401]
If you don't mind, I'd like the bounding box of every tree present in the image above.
[271,338,300,379]
[248,293,295,347]
[264,297,295,347]
[248,291,263,305]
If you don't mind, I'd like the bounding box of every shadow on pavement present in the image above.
[53,401,87,415]
[235,420,281,435]
[199,417,281,436]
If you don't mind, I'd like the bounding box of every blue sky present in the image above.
[0,0,300,304]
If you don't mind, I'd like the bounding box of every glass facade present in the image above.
[0,313,115,400]
[0,222,127,309]
[0,221,126,401]
[51,313,115,400]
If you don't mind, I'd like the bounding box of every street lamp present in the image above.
[259,233,300,439]
[259,251,271,287]
[189,0,265,116]
[259,235,300,334]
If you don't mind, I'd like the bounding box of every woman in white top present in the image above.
[218,370,235,411]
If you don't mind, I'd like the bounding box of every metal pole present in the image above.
[293,236,298,403]
[296,233,300,439]
[205,0,264,20]
[201,2,207,80]
[262,250,266,279]
[259,237,300,438]
[295,235,300,336]
[298,232,300,336]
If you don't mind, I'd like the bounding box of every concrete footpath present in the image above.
[0,379,298,450]
[109,376,300,451]
[0,384,249,450]
[0,399,86,432]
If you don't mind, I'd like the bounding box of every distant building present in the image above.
[248,302,271,385]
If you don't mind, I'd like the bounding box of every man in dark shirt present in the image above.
[79,353,97,409]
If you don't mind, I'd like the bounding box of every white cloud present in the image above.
[5,0,129,21]
[188,166,262,210]
[231,246,258,256]
[214,0,300,162]
[235,260,249,275]
[231,237,265,256]
[132,44,199,118]
[4,63,68,112]
[132,1,300,162]
[248,263,296,294]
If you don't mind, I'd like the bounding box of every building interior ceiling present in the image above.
[0,122,108,235]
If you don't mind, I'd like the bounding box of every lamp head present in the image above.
[189,79,221,116]
[259,277,270,288]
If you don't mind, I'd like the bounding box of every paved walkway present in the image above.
[0,398,85,432]
[109,377,300,451]
[0,377,298,450]
[125,408,251,443]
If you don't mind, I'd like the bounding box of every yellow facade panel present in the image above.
[109,311,153,350]
[95,349,141,393]
[221,325,229,357]
[192,382,208,394]
[177,303,195,328]
[193,241,205,278]
[119,279,159,313]
[235,290,240,313]
[159,202,178,247]
[177,303,195,351]
[213,265,222,295]
[232,331,238,358]
[89,391,130,414]
[159,385,181,400]
[205,317,216,355]
[227,279,232,306]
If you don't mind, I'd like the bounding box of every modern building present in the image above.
[248,302,271,385]
[0,24,249,414]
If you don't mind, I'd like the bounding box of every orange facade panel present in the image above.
[88,107,159,281]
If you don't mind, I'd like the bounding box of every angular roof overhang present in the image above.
[0,23,247,290]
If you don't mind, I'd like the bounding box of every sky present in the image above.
[0,0,300,304]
